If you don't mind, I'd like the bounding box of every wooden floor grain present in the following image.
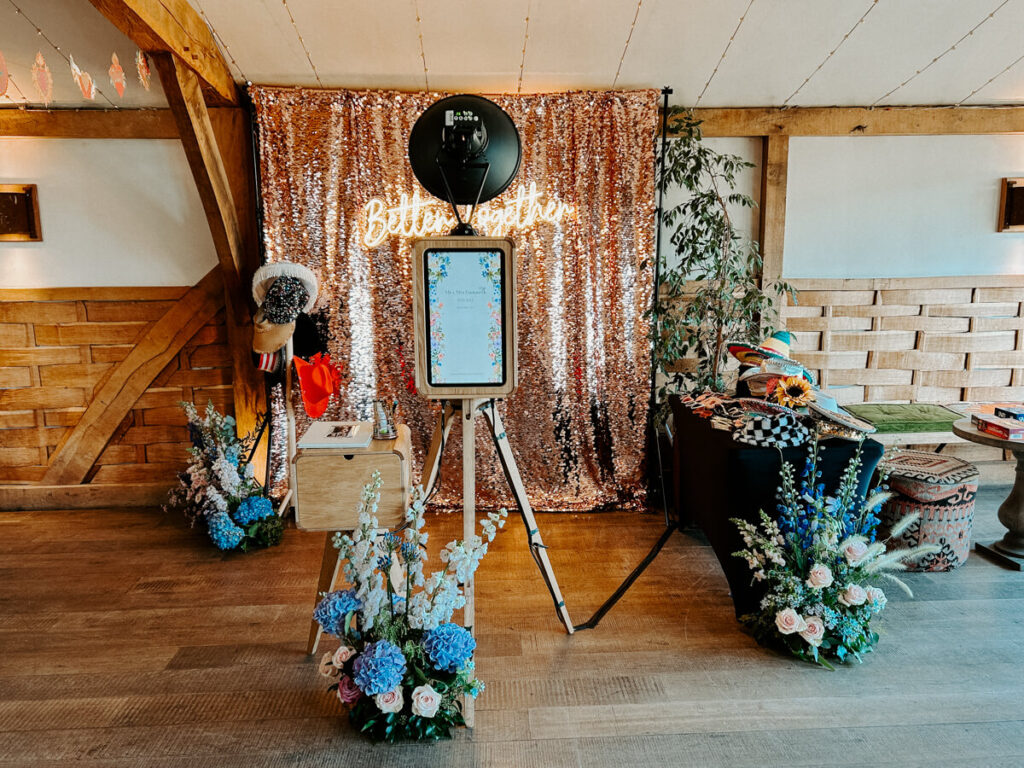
[1,486,1023,766]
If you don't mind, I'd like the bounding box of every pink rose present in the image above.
[838,584,867,606]
[799,615,825,647]
[337,675,362,704]
[842,539,869,565]
[775,607,808,635]
[374,686,404,714]
[318,651,340,678]
[806,563,834,589]
[411,684,442,718]
[332,645,356,667]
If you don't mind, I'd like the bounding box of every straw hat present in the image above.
[728,330,796,365]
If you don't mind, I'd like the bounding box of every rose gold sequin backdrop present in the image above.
[251,87,657,512]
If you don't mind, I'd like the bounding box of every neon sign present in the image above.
[362,182,572,247]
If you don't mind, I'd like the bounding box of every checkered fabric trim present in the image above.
[733,414,811,448]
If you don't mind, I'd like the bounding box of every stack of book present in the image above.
[972,407,1024,440]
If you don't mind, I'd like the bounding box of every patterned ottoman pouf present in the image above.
[877,450,980,572]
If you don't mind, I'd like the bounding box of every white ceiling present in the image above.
[2,0,1024,109]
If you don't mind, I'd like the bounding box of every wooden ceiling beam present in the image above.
[0,109,178,139]
[687,106,1024,137]
[87,0,238,105]
[153,51,266,478]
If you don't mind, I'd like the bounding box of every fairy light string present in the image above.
[281,0,322,87]
[871,0,1012,106]
[695,0,755,107]
[6,0,117,107]
[517,0,532,95]
[784,0,879,106]
[612,0,642,89]
[956,49,1024,105]
[4,72,29,104]
[413,0,429,91]
[193,0,249,84]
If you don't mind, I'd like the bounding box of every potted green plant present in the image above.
[649,109,790,400]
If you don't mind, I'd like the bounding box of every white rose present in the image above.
[332,645,356,667]
[838,584,868,606]
[411,684,442,718]
[374,686,404,714]
[318,652,339,678]
[806,563,834,590]
[775,607,808,635]
[799,615,825,647]
[865,586,886,611]
[842,539,869,565]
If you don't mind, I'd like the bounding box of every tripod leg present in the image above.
[422,402,455,498]
[482,402,575,635]
[461,399,476,728]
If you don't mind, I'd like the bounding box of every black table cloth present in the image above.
[669,396,884,617]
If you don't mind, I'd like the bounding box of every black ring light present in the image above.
[408,94,522,235]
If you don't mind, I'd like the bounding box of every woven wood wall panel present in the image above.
[0,290,233,485]
[785,276,1024,405]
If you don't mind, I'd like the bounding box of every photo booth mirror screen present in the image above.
[412,237,517,399]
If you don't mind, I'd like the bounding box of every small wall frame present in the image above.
[411,236,518,399]
[997,178,1024,233]
[0,184,42,242]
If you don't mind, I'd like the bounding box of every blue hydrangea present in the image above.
[422,623,476,672]
[206,509,244,550]
[352,640,407,695]
[234,496,274,524]
[313,589,362,637]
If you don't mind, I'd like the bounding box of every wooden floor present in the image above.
[2,486,1024,767]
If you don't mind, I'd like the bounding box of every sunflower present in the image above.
[773,376,815,408]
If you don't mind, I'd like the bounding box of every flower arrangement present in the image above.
[315,471,506,742]
[732,441,936,668]
[166,401,283,551]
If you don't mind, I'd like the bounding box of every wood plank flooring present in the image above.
[1,486,1023,766]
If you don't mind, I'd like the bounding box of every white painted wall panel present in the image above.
[784,135,1024,278]
[0,138,217,287]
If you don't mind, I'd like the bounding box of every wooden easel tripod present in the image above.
[422,399,575,637]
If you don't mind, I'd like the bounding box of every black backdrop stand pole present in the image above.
[575,86,676,632]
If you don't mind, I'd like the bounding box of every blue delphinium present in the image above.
[206,509,244,550]
[422,623,476,673]
[234,496,274,525]
[352,640,407,695]
[314,589,363,637]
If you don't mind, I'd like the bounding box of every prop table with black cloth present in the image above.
[669,397,884,617]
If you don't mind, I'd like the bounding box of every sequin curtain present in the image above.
[251,87,657,512]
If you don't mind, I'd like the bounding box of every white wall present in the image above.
[0,138,217,287]
[659,137,762,272]
[784,135,1024,278]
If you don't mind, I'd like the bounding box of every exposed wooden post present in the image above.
[153,52,265,477]
[87,0,237,105]
[758,135,789,285]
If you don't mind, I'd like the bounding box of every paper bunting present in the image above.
[31,51,52,105]
[136,50,151,91]
[0,52,8,98]
[108,52,126,98]
[70,55,96,100]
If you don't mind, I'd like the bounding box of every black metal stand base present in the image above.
[975,542,1024,571]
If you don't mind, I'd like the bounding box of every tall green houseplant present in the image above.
[650,109,790,398]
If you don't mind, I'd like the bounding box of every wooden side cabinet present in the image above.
[294,424,411,532]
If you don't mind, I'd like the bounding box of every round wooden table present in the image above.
[953,418,1024,569]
